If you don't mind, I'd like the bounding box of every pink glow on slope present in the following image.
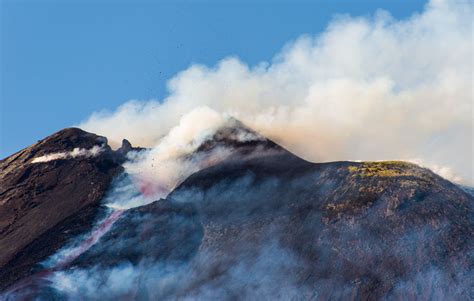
[2,210,124,298]
[137,178,169,199]
[55,210,124,269]
[3,169,181,297]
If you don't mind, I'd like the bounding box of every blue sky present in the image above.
[0,0,426,158]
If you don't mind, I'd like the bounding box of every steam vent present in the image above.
[0,124,472,300]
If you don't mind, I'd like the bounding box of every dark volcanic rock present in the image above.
[72,199,203,269]
[166,155,473,299]
[1,123,473,300]
[51,125,473,299]
[0,128,124,290]
[116,138,147,157]
[195,118,281,156]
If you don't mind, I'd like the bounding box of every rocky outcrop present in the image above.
[0,128,125,289]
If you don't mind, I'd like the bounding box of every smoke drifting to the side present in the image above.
[108,107,270,209]
[2,2,472,300]
[39,167,473,300]
[121,107,229,203]
[79,0,473,185]
[31,146,104,163]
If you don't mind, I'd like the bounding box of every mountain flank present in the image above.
[0,128,132,289]
[0,124,472,300]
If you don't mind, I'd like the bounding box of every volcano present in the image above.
[0,122,472,300]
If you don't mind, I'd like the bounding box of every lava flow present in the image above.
[54,209,124,269]
[1,209,124,299]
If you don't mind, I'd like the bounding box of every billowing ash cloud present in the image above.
[78,0,473,185]
[107,107,268,209]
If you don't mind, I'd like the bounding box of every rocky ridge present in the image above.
[0,128,138,290]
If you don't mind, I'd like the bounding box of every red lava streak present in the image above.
[4,178,164,298]
[138,179,168,198]
[2,210,124,298]
[55,210,124,269]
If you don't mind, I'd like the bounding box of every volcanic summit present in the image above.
[0,122,472,300]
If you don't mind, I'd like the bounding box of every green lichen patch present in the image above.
[348,161,418,178]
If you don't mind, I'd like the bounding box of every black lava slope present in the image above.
[168,154,473,299]
[0,128,135,290]
[0,124,473,300]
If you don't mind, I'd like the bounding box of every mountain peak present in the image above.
[31,127,109,155]
[0,127,125,290]
[194,118,282,156]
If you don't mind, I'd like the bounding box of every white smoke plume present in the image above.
[408,158,464,184]
[79,0,473,185]
[108,107,267,209]
[123,107,227,196]
[31,145,104,163]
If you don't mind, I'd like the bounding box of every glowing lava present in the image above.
[1,210,124,299]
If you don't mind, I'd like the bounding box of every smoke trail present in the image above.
[42,209,124,270]
[32,145,104,163]
[407,158,464,184]
[0,208,123,300]
[79,0,473,185]
[106,107,271,209]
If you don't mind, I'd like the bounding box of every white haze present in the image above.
[31,145,104,163]
[123,107,227,198]
[108,107,267,209]
[79,0,473,185]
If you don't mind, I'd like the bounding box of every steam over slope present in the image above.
[2,123,469,300]
[168,155,473,299]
